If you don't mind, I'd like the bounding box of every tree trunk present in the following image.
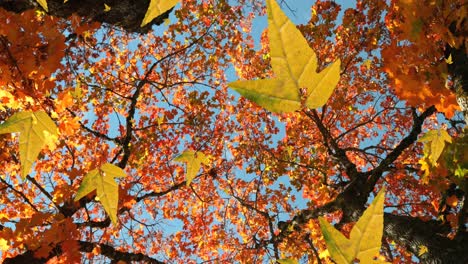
[0,0,171,33]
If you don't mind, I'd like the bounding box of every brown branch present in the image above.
[365,106,437,192]
[136,180,186,202]
[0,0,172,33]
[304,109,361,180]
[0,177,39,212]
[3,240,165,263]
[79,241,165,263]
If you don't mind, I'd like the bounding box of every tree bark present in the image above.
[0,0,172,33]
[384,213,468,264]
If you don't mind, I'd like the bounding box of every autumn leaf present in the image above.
[36,0,48,12]
[319,249,330,259]
[228,79,302,113]
[418,245,428,256]
[0,111,58,179]
[104,4,111,12]
[141,0,179,27]
[228,0,341,113]
[418,158,431,183]
[277,258,299,264]
[419,129,452,165]
[319,188,388,264]
[175,150,210,186]
[445,54,453,65]
[364,59,372,70]
[74,163,126,224]
[0,238,8,251]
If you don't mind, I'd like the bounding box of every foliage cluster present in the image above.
[0,0,466,263]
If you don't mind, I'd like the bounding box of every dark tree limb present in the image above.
[384,213,468,264]
[0,0,172,33]
[273,105,468,263]
[79,241,165,263]
[3,240,165,263]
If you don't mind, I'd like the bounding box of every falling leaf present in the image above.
[0,238,8,251]
[418,245,428,256]
[319,249,330,259]
[141,0,179,27]
[319,188,388,264]
[364,59,372,70]
[175,150,210,186]
[228,79,301,113]
[36,0,48,12]
[228,0,340,113]
[419,129,452,165]
[445,54,453,64]
[454,165,467,179]
[104,4,111,12]
[0,111,58,179]
[74,163,126,224]
[418,158,431,184]
[71,81,83,100]
[277,259,299,264]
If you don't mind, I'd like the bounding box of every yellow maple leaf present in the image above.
[141,0,179,27]
[319,188,389,264]
[74,163,126,224]
[104,4,111,12]
[0,238,8,251]
[36,0,48,12]
[0,111,58,179]
[175,150,211,186]
[228,0,340,113]
[419,129,452,165]
[277,259,299,264]
[418,245,428,256]
[364,59,372,70]
[319,249,330,259]
[445,54,453,65]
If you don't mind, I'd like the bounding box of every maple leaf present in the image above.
[228,0,341,113]
[0,238,8,251]
[0,111,58,179]
[36,0,48,12]
[445,54,453,65]
[175,150,210,186]
[319,188,388,264]
[104,4,111,12]
[419,129,452,165]
[418,245,428,256]
[141,0,179,27]
[277,258,299,264]
[74,163,126,224]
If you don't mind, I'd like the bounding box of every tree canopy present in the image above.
[0,0,467,263]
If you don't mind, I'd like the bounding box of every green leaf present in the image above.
[454,164,467,179]
[36,0,48,12]
[141,0,179,27]
[319,188,388,264]
[277,259,299,264]
[0,111,58,179]
[228,0,340,113]
[74,163,126,224]
[175,150,210,186]
[419,129,452,165]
